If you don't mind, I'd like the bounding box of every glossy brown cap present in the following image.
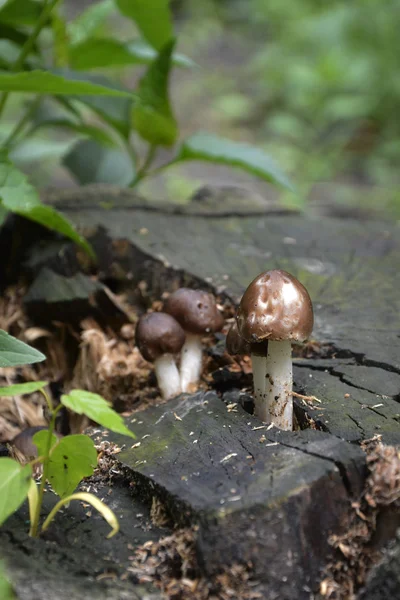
[135,312,186,362]
[237,269,313,343]
[164,288,224,335]
[226,321,250,356]
[226,321,269,357]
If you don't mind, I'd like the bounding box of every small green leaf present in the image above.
[30,118,116,146]
[0,330,45,367]
[0,381,48,396]
[46,435,97,498]
[133,39,178,146]
[0,561,15,600]
[61,71,132,137]
[61,390,135,439]
[0,154,94,258]
[0,70,134,97]
[0,0,43,26]
[175,132,295,191]
[68,0,114,46]
[116,0,173,51]
[51,9,69,68]
[0,458,31,526]
[127,40,195,68]
[32,429,58,458]
[63,139,134,186]
[70,38,138,71]
[69,38,195,71]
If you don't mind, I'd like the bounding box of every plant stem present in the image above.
[30,402,62,538]
[0,0,61,119]
[129,144,157,187]
[2,95,41,148]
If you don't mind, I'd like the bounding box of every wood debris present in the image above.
[128,527,262,599]
[320,442,400,599]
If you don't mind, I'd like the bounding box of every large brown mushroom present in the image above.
[236,269,313,429]
[164,288,224,392]
[135,312,186,399]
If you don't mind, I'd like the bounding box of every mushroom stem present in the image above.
[259,340,293,430]
[154,354,182,399]
[180,333,203,392]
[250,353,267,413]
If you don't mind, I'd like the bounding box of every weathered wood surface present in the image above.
[2,185,400,598]
[43,185,400,445]
[359,534,400,600]
[110,391,366,599]
[0,469,165,600]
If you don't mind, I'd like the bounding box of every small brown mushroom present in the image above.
[135,312,186,399]
[237,269,313,429]
[164,288,224,392]
[225,320,251,356]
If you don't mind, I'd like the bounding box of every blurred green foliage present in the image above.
[209,0,400,209]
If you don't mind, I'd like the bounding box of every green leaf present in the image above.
[32,429,58,458]
[69,38,195,71]
[0,330,45,367]
[0,23,36,49]
[0,70,134,97]
[0,561,15,600]
[0,0,43,26]
[63,139,134,186]
[133,39,178,146]
[0,458,31,526]
[116,0,173,51]
[0,154,94,258]
[68,0,114,46]
[127,40,195,68]
[51,8,69,68]
[61,390,135,439]
[45,435,97,498]
[0,381,48,396]
[30,118,116,146]
[175,132,295,191]
[59,71,132,137]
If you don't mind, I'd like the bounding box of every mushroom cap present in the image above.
[226,321,250,356]
[135,312,186,362]
[164,288,224,335]
[236,269,313,343]
[226,320,269,357]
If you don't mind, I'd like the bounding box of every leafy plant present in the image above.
[0,561,15,600]
[0,332,134,538]
[0,0,292,223]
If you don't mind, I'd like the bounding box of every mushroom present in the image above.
[236,269,313,430]
[135,312,186,399]
[225,320,251,356]
[164,288,224,392]
[226,320,269,404]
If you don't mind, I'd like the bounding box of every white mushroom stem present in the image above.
[250,354,267,413]
[254,340,293,430]
[154,354,182,399]
[179,333,203,392]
